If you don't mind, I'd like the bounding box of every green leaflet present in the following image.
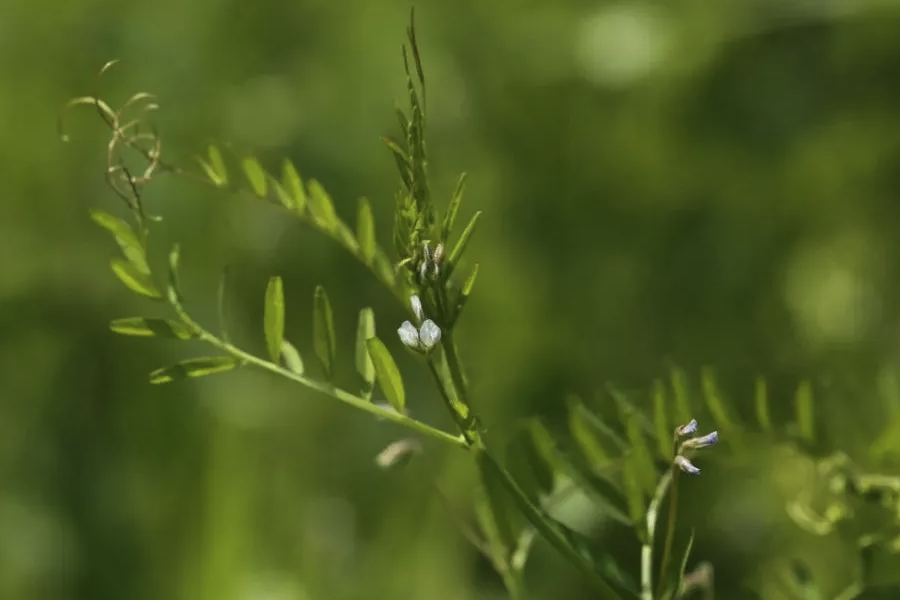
[282,160,307,214]
[355,307,376,399]
[313,285,336,379]
[110,258,161,299]
[110,317,195,340]
[365,336,405,413]
[149,356,240,384]
[242,156,267,197]
[306,180,337,231]
[280,339,305,375]
[356,198,376,264]
[90,209,149,273]
[447,210,482,276]
[263,276,285,363]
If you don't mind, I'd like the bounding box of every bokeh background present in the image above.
[6,0,900,598]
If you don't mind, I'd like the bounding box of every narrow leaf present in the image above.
[700,368,735,435]
[568,398,612,466]
[242,156,268,197]
[505,423,554,506]
[166,245,182,305]
[475,452,522,559]
[670,368,693,427]
[90,209,149,272]
[208,145,229,185]
[441,172,467,241]
[795,380,815,443]
[621,454,648,543]
[313,285,336,379]
[263,276,285,363]
[754,376,772,433]
[447,210,482,273]
[110,258,161,299]
[356,307,376,399]
[149,356,240,384]
[282,160,307,213]
[280,339,305,375]
[366,336,405,413]
[307,180,337,231]
[454,263,479,321]
[356,198,376,263]
[658,530,696,600]
[196,156,226,187]
[110,317,195,340]
[652,379,670,458]
[621,402,658,496]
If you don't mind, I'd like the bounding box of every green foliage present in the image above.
[63,8,900,600]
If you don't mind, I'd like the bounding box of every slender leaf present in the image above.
[272,180,294,210]
[568,397,612,466]
[280,339,305,375]
[505,423,554,506]
[208,145,228,185]
[90,209,149,272]
[282,160,307,213]
[658,530,696,600]
[795,380,815,443]
[700,368,735,434]
[475,452,522,559]
[110,258,161,299]
[621,402,658,496]
[365,336,405,413]
[149,356,240,384]
[755,376,772,433]
[441,172,467,241]
[313,285,336,379]
[570,396,629,456]
[454,263,479,320]
[670,368,693,427]
[356,307,376,399]
[110,317,195,340]
[357,198,376,263]
[447,210,482,273]
[196,156,225,187]
[166,245,181,305]
[263,276,285,362]
[307,179,337,231]
[652,379,671,458]
[242,156,268,197]
[621,454,648,543]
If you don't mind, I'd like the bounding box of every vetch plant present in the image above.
[59,9,900,600]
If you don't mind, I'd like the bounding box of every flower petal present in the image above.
[397,320,420,348]
[418,319,442,350]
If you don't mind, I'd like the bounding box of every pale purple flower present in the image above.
[675,455,701,475]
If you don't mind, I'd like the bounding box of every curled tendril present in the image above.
[58,60,165,223]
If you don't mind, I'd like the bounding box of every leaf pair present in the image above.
[92,209,161,299]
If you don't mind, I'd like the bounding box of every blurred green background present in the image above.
[7,0,900,598]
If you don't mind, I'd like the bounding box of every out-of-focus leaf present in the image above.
[365,336,405,413]
[755,376,772,433]
[621,454,648,543]
[208,145,228,186]
[263,276,285,363]
[441,172,467,241]
[505,423,555,506]
[700,367,740,450]
[280,339,304,375]
[90,209,149,272]
[795,380,815,443]
[356,307,376,399]
[242,156,267,197]
[110,258,161,299]
[282,160,307,213]
[149,356,240,384]
[307,179,337,231]
[619,397,658,496]
[569,396,629,457]
[110,317,195,340]
[166,245,182,305]
[313,285,336,379]
[475,451,522,560]
[670,368,693,427]
[652,379,671,458]
[375,438,421,470]
[658,530,696,600]
[357,198,376,263]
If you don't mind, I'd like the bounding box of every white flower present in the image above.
[397,318,442,352]
[418,319,441,349]
[398,321,420,348]
[410,294,424,323]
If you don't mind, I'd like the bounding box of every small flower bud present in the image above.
[410,295,424,323]
[433,243,445,264]
[676,419,698,437]
[419,260,428,282]
[418,319,441,350]
[422,242,432,263]
[682,431,718,450]
[398,321,420,348]
[674,455,701,475]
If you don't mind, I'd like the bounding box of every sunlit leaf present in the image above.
[365,336,405,413]
[242,156,267,197]
[357,198,376,264]
[110,258,161,299]
[90,209,149,273]
[313,285,336,379]
[166,245,182,305]
[110,317,195,340]
[148,356,240,384]
[282,160,307,213]
[755,376,772,433]
[280,339,304,375]
[208,145,228,186]
[307,179,337,231]
[441,172,467,241]
[356,307,376,399]
[795,380,815,443]
[263,276,285,363]
[447,210,482,275]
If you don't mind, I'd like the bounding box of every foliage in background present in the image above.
[59,8,900,600]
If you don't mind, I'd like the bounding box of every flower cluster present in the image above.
[397,294,441,352]
[673,419,718,475]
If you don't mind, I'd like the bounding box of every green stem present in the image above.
[169,296,467,450]
[641,470,674,600]
[655,467,681,599]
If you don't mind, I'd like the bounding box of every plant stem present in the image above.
[169,296,467,450]
[655,467,681,600]
[641,469,674,600]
